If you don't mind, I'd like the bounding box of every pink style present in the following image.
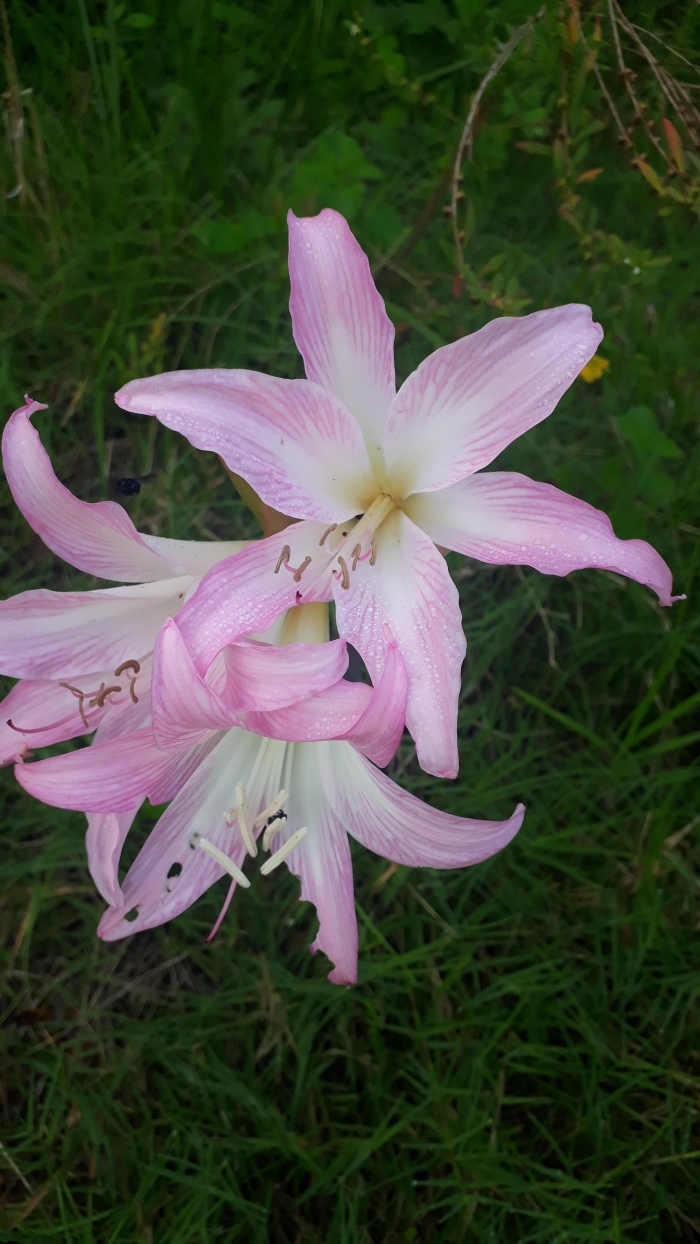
[116,208,681,784]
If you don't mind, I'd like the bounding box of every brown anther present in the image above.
[274,545,291,574]
[336,555,350,590]
[90,684,122,709]
[350,543,362,572]
[292,556,312,583]
[114,659,141,677]
[59,682,90,728]
[368,537,378,567]
[129,679,139,705]
[319,524,337,547]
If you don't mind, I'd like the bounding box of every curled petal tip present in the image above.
[22,395,48,414]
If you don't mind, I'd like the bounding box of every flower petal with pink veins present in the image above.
[0,677,112,764]
[175,524,335,674]
[334,509,465,780]
[383,306,603,496]
[139,534,249,577]
[283,742,358,985]
[116,369,375,522]
[221,636,349,711]
[86,808,140,905]
[0,579,194,680]
[325,741,525,868]
[98,730,277,940]
[152,618,352,747]
[288,208,395,462]
[338,637,407,768]
[243,681,372,743]
[3,398,173,582]
[405,472,681,606]
[15,727,221,812]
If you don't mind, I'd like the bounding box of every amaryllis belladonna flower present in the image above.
[0,400,361,896]
[115,209,681,782]
[17,601,524,984]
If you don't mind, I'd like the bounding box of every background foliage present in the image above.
[1,0,700,1239]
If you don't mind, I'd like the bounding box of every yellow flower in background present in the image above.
[580,355,610,383]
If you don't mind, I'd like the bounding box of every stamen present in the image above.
[59,682,89,728]
[236,781,257,857]
[114,659,141,677]
[89,684,122,709]
[260,827,308,875]
[350,543,362,571]
[253,789,289,829]
[292,556,312,583]
[319,524,337,547]
[199,838,250,888]
[262,812,287,853]
[369,537,378,566]
[274,545,292,574]
[334,555,350,590]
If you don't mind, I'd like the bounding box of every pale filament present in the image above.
[254,789,288,828]
[262,813,287,853]
[235,782,257,857]
[199,838,250,888]
[260,827,308,875]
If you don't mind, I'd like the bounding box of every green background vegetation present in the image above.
[1,0,700,1238]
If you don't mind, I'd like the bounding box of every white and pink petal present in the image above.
[3,398,172,582]
[405,471,681,606]
[288,208,396,460]
[325,740,525,868]
[97,729,278,939]
[0,579,193,680]
[383,305,603,495]
[116,369,375,523]
[334,509,465,780]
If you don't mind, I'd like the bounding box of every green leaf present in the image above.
[193,211,280,255]
[124,12,155,27]
[287,132,381,221]
[616,406,682,462]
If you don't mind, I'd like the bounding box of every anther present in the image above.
[253,790,289,829]
[235,782,257,857]
[128,679,139,704]
[114,659,141,677]
[89,684,122,709]
[274,545,292,574]
[369,537,378,566]
[59,682,89,728]
[260,827,308,875]
[319,524,337,547]
[350,543,362,571]
[199,838,251,888]
[262,812,288,853]
[292,556,312,583]
[334,555,350,590]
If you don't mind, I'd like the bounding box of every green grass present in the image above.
[1,0,700,1239]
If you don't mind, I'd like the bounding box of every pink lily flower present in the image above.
[16,602,524,985]
[0,400,356,897]
[115,208,680,781]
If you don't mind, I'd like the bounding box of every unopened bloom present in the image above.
[116,209,680,781]
[17,602,524,985]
